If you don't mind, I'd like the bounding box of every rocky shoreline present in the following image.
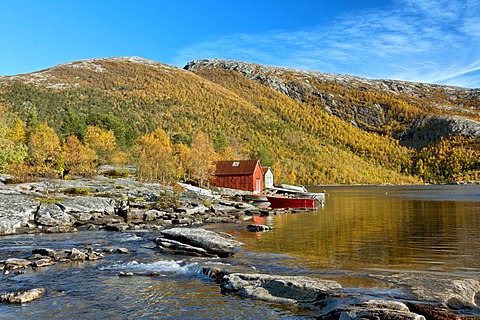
[0,173,283,236]
[1,175,480,319]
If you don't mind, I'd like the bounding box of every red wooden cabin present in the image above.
[210,160,264,193]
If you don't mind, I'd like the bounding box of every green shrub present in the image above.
[155,191,178,209]
[103,169,131,178]
[63,187,91,195]
[36,196,64,204]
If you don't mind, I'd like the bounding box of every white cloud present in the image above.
[401,0,466,20]
[462,19,480,38]
[175,0,480,88]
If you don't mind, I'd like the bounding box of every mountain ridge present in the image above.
[185,58,480,98]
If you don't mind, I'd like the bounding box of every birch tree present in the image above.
[134,128,176,185]
[190,132,217,187]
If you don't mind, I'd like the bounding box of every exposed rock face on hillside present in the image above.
[185,59,480,148]
[185,58,480,109]
[403,115,480,148]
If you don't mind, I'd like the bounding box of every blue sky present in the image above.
[1,0,479,88]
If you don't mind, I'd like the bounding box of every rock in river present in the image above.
[0,288,46,304]
[220,273,342,305]
[2,258,32,270]
[154,237,212,257]
[156,227,243,257]
[218,272,426,319]
[324,299,426,320]
[376,273,480,310]
[246,224,274,232]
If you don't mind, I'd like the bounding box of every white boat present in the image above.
[280,184,308,192]
[243,194,269,202]
[267,184,325,204]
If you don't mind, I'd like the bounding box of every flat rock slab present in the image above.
[159,227,243,257]
[0,193,39,235]
[58,196,115,221]
[35,203,75,227]
[219,273,426,319]
[220,273,342,305]
[376,273,480,310]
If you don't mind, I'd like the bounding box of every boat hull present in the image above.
[243,194,269,202]
[266,196,316,209]
[267,186,325,204]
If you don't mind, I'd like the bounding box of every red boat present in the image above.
[266,195,316,209]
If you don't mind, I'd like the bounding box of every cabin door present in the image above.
[255,178,262,193]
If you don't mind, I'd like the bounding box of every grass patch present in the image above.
[36,196,64,204]
[63,187,91,196]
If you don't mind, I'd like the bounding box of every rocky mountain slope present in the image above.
[185,59,480,149]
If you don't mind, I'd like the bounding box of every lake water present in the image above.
[1,185,479,319]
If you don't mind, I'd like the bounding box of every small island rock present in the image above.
[0,288,46,304]
[158,227,243,257]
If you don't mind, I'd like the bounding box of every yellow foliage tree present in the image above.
[27,122,61,169]
[61,135,98,177]
[109,150,129,166]
[190,132,217,187]
[0,107,27,172]
[174,143,192,182]
[84,125,116,163]
[217,146,237,161]
[7,116,26,143]
[134,128,177,184]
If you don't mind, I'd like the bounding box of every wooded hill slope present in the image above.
[0,57,479,185]
[185,59,480,149]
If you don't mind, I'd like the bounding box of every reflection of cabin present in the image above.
[262,167,274,189]
[211,160,264,193]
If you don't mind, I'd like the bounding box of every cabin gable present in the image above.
[262,167,274,189]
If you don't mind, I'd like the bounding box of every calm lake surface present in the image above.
[1,185,479,319]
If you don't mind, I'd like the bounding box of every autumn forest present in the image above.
[0,57,479,186]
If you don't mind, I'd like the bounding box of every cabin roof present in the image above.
[215,160,260,176]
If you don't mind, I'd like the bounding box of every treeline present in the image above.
[413,135,480,183]
[0,105,223,186]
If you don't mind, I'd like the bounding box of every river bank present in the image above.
[0,172,278,236]
[1,175,480,319]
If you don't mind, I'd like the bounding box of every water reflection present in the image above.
[236,185,480,275]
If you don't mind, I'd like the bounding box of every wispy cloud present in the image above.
[174,0,480,88]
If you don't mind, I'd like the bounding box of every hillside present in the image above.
[0,57,479,184]
[185,59,480,149]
